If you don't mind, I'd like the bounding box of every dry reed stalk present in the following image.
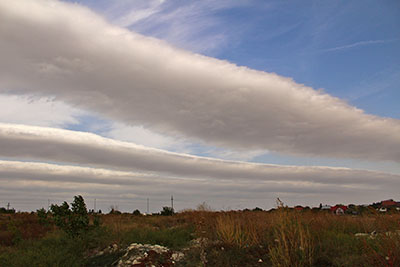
[215,213,262,248]
[269,208,314,267]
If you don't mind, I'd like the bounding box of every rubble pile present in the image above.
[116,243,184,267]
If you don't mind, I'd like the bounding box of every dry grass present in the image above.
[215,213,256,248]
[268,208,313,267]
[1,209,400,266]
[0,213,52,246]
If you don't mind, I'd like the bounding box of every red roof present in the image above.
[330,205,347,212]
[381,200,397,206]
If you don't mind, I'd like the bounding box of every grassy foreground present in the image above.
[1,208,400,266]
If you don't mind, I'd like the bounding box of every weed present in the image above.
[268,208,313,267]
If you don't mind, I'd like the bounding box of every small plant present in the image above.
[197,202,212,211]
[36,208,50,226]
[132,209,141,216]
[269,209,314,267]
[160,206,174,216]
[215,213,260,248]
[109,205,121,214]
[0,207,16,214]
[50,195,90,237]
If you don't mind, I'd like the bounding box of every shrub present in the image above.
[36,208,50,226]
[0,207,16,214]
[160,206,174,216]
[132,209,141,216]
[50,195,90,237]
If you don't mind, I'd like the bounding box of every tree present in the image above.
[0,207,15,214]
[50,195,89,237]
[160,206,174,216]
[36,208,49,226]
[132,209,141,216]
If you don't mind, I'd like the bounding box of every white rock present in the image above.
[171,252,184,261]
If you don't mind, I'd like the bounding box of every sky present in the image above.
[0,0,399,212]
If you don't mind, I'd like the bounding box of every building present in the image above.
[331,205,347,215]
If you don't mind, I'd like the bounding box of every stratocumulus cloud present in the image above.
[1,123,399,187]
[1,157,399,211]
[0,0,399,162]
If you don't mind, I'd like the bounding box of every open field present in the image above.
[1,206,400,267]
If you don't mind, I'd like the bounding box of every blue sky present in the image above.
[0,0,399,211]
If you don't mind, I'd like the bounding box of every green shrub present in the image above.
[0,207,16,214]
[160,206,174,216]
[36,208,50,226]
[0,233,83,267]
[132,209,141,216]
[50,195,90,237]
[0,225,113,267]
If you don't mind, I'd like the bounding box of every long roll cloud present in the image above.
[0,0,399,162]
[1,123,400,210]
[1,123,399,186]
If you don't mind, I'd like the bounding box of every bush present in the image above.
[0,207,16,214]
[50,195,90,237]
[0,233,84,267]
[132,209,141,216]
[160,206,174,216]
[36,208,50,226]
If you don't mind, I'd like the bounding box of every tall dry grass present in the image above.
[2,208,400,266]
[268,208,313,267]
[215,212,261,248]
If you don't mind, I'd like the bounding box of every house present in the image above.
[376,199,400,212]
[294,205,304,211]
[320,205,331,211]
[331,205,347,215]
[381,199,397,207]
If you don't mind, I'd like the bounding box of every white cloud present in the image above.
[322,39,395,53]
[105,122,266,160]
[0,94,82,127]
[104,0,246,53]
[105,122,183,150]
[0,0,399,162]
[0,156,399,211]
[1,123,399,187]
[111,0,166,27]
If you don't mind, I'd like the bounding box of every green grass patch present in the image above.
[84,251,125,267]
[0,227,113,267]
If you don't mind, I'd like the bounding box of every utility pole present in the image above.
[171,195,174,211]
[48,199,50,211]
[94,198,96,212]
[7,202,10,210]
[147,198,149,214]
